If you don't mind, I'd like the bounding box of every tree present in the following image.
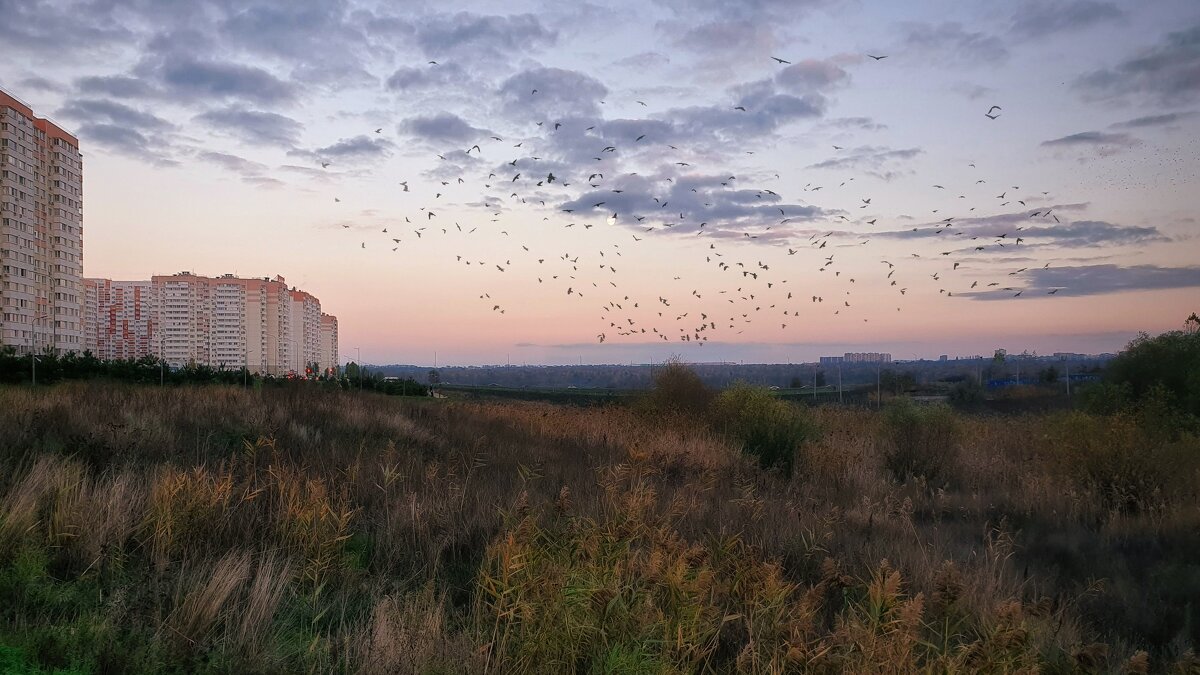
[1102,316,1200,418]
[428,368,441,386]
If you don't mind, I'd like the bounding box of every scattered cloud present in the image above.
[1011,1,1123,38]
[136,54,298,106]
[193,107,305,148]
[1075,24,1200,105]
[290,135,394,164]
[611,52,671,70]
[499,67,610,120]
[970,264,1200,298]
[1109,111,1198,129]
[1040,130,1141,156]
[74,123,177,166]
[401,112,490,143]
[807,146,923,180]
[902,22,1009,65]
[197,151,269,176]
[414,12,557,60]
[57,99,175,132]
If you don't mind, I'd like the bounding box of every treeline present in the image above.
[0,348,428,396]
[381,356,1111,391]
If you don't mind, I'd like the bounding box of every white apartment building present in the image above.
[85,272,337,375]
[1,89,84,354]
[319,313,339,376]
[83,278,157,361]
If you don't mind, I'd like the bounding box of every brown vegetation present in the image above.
[0,380,1197,673]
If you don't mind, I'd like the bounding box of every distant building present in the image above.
[319,314,338,376]
[843,352,893,364]
[939,354,949,362]
[83,271,338,375]
[83,279,157,361]
[819,356,843,366]
[1,89,84,354]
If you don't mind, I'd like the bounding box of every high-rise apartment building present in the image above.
[319,313,339,376]
[289,288,321,374]
[1,89,84,354]
[83,278,157,361]
[83,272,337,374]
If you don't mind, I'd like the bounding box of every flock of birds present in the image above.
[327,55,1070,346]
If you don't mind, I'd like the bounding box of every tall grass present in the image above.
[0,381,1196,672]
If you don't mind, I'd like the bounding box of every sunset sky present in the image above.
[3,0,1198,365]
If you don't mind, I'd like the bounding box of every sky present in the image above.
[2,0,1198,366]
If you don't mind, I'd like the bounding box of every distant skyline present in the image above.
[3,0,1198,365]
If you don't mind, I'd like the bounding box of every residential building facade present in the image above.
[1,89,84,354]
[83,271,337,374]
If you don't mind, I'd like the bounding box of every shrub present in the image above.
[880,400,961,484]
[709,383,816,475]
[637,357,714,419]
[1103,317,1200,418]
[1046,410,1200,513]
[948,379,985,407]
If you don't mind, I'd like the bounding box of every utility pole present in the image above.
[812,368,816,402]
[1064,358,1071,398]
[356,347,362,390]
[838,363,843,404]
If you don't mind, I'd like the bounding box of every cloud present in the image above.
[1109,111,1198,129]
[74,74,160,99]
[950,82,995,100]
[1040,130,1141,156]
[16,76,63,93]
[74,123,177,166]
[1011,1,1123,38]
[401,112,490,143]
[611,52,671,70]
[138,54,297,105]
[824,117,887,131]
[197,151,269,176]
[672,20,778,65]
[499,67,610,120]
[877,211,1167,248]
[902,22,1009,65]
[558,171,827,236]
[970,264,1200,299]
[56,99,175,132]
[385,62,471,92]
[807,146,923,180]
[414,12,557,59]
[655,0,828,22]
[291,135,394,164]
[193,107,304,148]
[0,0,132,57]
[774,59,850,95]
[1075,24,1200,105]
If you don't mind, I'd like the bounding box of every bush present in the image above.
[638,357,714,419]
[947,379,984,407]
[709,383,816,475]
[1103,316,1200,418]
[1046,410,1200,513]
[880,400,961,484]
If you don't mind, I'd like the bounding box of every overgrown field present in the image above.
[0,381,1197,673]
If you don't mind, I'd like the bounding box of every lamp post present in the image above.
[356,346,362,391]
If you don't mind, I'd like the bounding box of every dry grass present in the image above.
[0,381,1197,673]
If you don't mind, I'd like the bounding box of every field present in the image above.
[1,381,1198,673]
